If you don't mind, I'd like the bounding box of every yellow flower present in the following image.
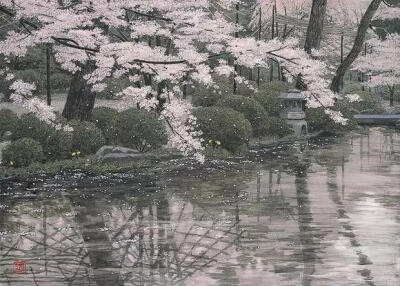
[208,139,213,144]
[76,151,81,155]
[215,140,222,146]
[71,152,76,157]
[10,161,14,166]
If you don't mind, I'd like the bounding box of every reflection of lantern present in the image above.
[279,89,308,136]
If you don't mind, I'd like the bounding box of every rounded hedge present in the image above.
[193,106,252,153]
[115,109,168,152]
[253,93,283,117]
[0,109,18,138]
[90,107,119,144]
[191,75,232,107]
[350,90,384,114]
[306,104,357,134]
[70,121,105,155]
[254,81,291,116]
[97,77,131,99]
[12,113,72,160]
[259,81,291,95]
[50,73,70,90]
[343,82,363,95]
[265,117,293,138]
[2,138,44,167]
[216,95,268,137]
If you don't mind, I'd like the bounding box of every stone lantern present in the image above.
[279,89,308,136]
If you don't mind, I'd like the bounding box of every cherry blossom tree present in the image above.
[330,0,400,92]
[353,34,400,106]
[0,0,341,160]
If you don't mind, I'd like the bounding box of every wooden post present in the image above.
[269,4,275,82]
[46,44,51,106]
[278,63,281,81]
[271,4,275,39]
[275,5,279,37]
[183,74,188,100]
[340,33,344,90]
[389,85,394,107]
[257,7,262,87]
[233,3,239,94]
[362,43,367,91]
[248,67,253,81]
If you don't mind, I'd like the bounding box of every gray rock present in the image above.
[96,145,145,163]
[102,152,144,163]
[96,145,140,157]
[96,145,184,163]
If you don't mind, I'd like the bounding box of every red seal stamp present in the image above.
[13,260,27,274]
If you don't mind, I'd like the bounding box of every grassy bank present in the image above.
[0,156,152,181]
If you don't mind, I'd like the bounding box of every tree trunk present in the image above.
[297,0,328,90]
[62,65,96,121]
[331,0,383,92]
[389,86,394,107]
[304,0,327,54]
[46,45,51,106]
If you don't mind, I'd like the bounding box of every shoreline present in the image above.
[0,130,339,184]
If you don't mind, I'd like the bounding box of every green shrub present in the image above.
[265,117,293,138]
[191,86,227,107]
[13,69,44,95]
[90,107,119,144]
[0,76,12,101]
[191,75,232,107]
[51,73,70,90]
[306,90,382,134]
[193,106,252,153]
[12,113,72,160]
[253,94,283,117]
[115,109,167,152]
[0,109,18,137]
[259,81,291,96]
[54,112,68,126]
[204,145,232,158]
[306,108,330,133]
[350,91,384,114]
[306,104,357,134]
[12,70,70,94]
[2,138,44,167]
[97,77,131,99]
[254,81,291,116]
[12,47,44,70]
[192,90,223,107]
[70,121,105,155]
[216,95,268,137]
[343,82,363,95]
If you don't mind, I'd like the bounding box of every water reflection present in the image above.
[1,127,400,285]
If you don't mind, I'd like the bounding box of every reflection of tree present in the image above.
[71,197,122,286]
[293,165,318,286]
[326,166,375,284]
[0,199,95,285]
[0,191,243,286]
[105,193,243,285]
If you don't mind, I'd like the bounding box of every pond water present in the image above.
[0,128,400,286]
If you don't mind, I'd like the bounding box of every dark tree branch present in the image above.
[52,37,99,53]
[382,0,397,7]
[124,8,194,27]
[331,0,383,92]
